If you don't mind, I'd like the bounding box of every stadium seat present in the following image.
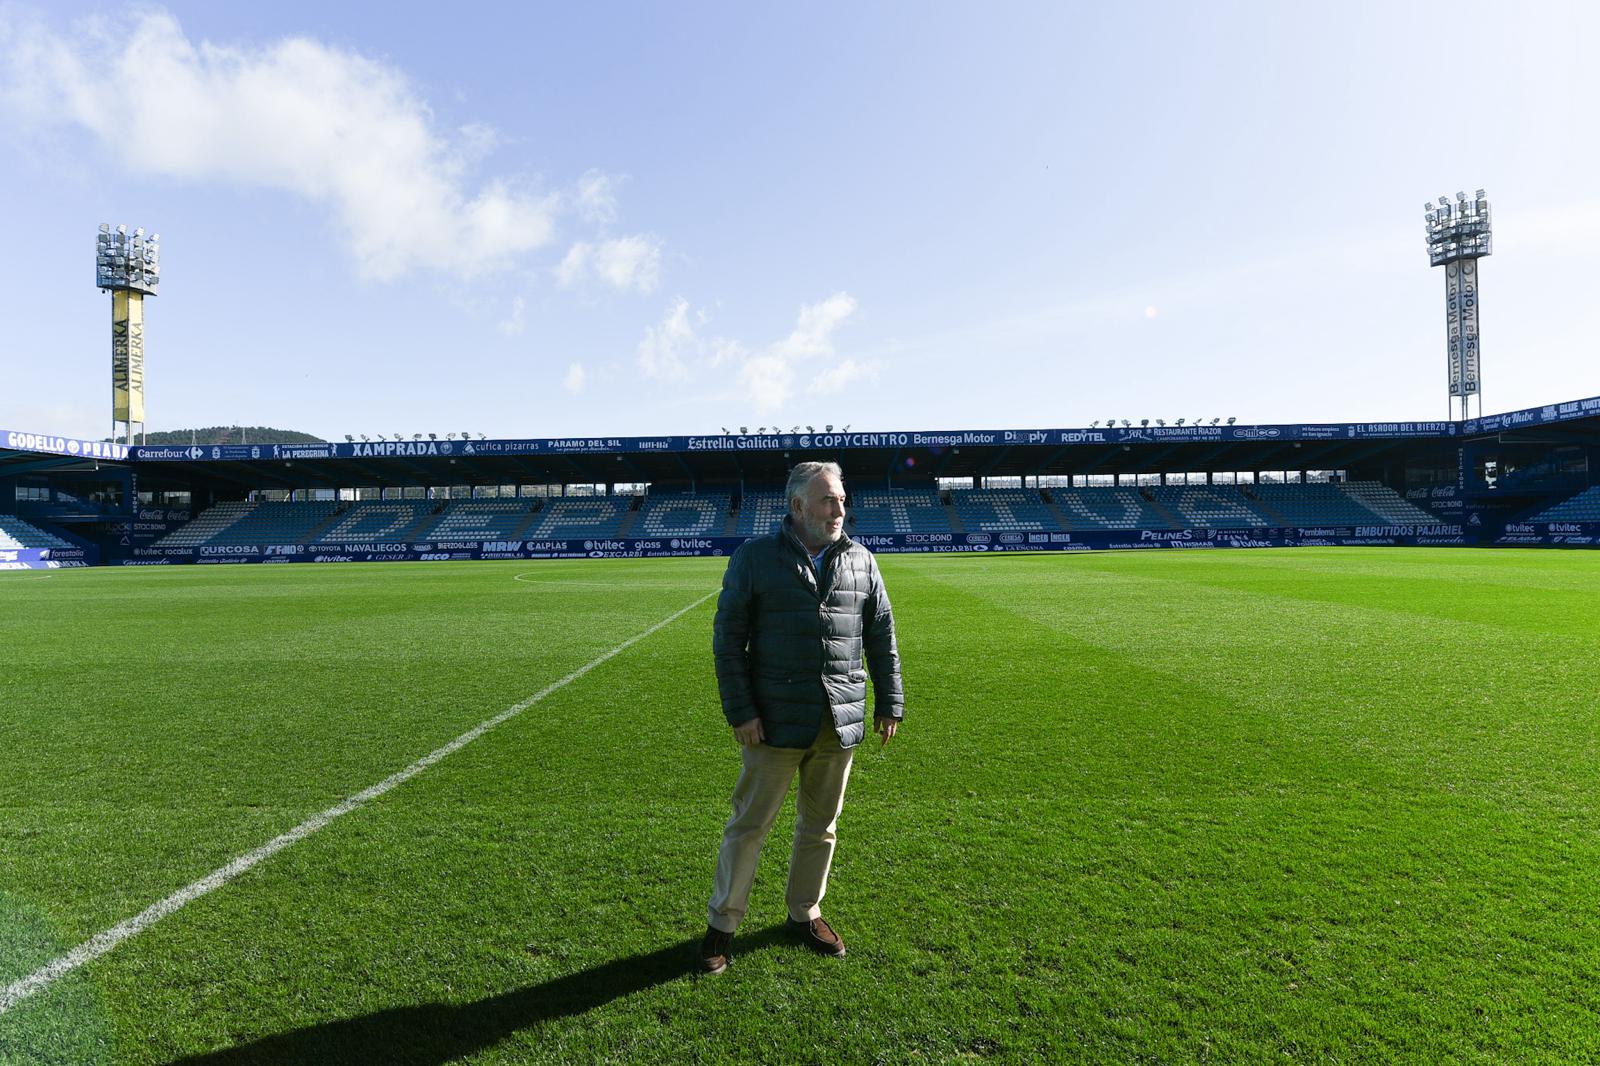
[1249,484,1383,526]
[1151,487,1273,528]
[1527,486,1600,522]
[948,489,1060,532]
[1051,488,1171,530]
[735,490,789,536]
[152,501,256,546]
[847,488,949,534]
[1338,482,1442,524]
[0,515,74,550]
[527,498,628,538]
[411,499,536,541]
[212,501,341,544]
[635,492,730,537]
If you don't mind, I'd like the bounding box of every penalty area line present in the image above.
[0,589,717,1017]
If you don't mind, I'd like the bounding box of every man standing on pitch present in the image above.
[701,461,904,974]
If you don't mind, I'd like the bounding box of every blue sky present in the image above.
[1,2,1596,441]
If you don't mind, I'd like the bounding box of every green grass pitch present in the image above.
[2,548,1598,1064]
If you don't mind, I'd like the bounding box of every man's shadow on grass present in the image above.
[168,924,791,1066]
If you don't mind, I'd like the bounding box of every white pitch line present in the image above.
[0,589,717,1017]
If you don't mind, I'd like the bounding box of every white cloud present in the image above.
[0,10,557,281]
[629,291,860,414]
[558,235,662,293]
[575,169,619,224]
[563,362,586,394]
[809,357,879,396]
[742,293,859,412]
[498,296,526,336]
[709,337,747,368]
[780,293,858,361]
[739,353,795,414]
[636,297,695,382]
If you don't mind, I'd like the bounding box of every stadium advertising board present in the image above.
[2,428,131,461]
[127,417,1505,465]
[1463,394,1600,436]
[116,525,1500,567]
[111,290,147,423]
[0,547,93,569]
[1491,521,1600,547]
[21,395,1595,468]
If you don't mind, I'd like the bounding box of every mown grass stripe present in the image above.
[0,590,715,1019]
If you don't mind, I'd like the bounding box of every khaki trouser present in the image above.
[707,717,856,932]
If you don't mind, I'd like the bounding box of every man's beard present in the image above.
[802,515,842,547]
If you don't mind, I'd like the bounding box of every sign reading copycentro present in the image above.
[118,397,1599,463]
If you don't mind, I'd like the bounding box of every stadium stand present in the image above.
[1338,481,1442,524]
[1051,488,1171,530]
[0,515,73,549]
[133,481,1466,550]
[272,499,387,544]
[635,492,730,537]
[524,497,629,539]
[735,490,789,536]
[949,489,1057,531]
[152,501,255,546]
[412,499,537,541]
[1150,487,1274,528]
[1527,486,1600,522]
[1249,484,1382,526]
[847,488,950,533]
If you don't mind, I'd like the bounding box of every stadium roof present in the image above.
[4,394,1598,490]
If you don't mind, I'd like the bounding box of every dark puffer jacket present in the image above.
[713,517,904,749]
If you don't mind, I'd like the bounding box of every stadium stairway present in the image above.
[1241,487,1291,526]
[942,493,965,534]
[616,502,642,537]
[1039,490,1076,531]
[301,506,353,544]
[405,504,448,542]
[152,501,254,547]
[510,499,547,539]
[1141,490,1185,530]
[1340,482,1441,524]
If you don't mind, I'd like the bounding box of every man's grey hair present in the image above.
[786,461,843,508]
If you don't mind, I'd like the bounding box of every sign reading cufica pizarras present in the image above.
[121,417,1557,466]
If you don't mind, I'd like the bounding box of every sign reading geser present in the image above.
[112,290,146,424]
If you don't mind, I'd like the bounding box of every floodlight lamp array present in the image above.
[96,222,161,294]
[1423,190,1491,266]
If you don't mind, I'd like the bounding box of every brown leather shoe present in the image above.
[787,916,847,957]
[699,926,732,974]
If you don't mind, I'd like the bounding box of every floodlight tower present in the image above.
[96,223,161,444]
[1423,190,1491,419]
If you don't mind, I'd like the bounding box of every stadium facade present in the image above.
[3,393,1599,571]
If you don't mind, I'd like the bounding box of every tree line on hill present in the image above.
[127,426,326,445]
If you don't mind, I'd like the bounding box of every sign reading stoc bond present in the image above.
[110,522,1600,567]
